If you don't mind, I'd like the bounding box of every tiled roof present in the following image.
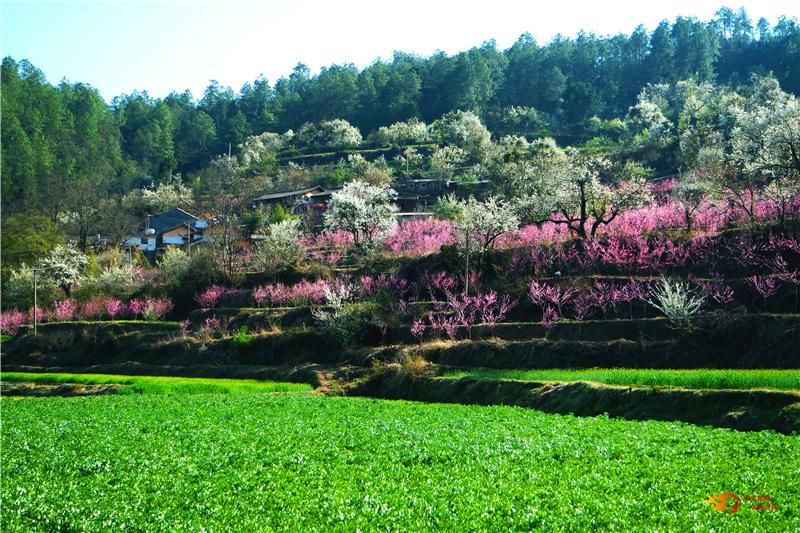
[148,208,199,234]
[252,186,325,202]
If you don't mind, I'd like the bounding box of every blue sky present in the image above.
[1,1,797,101]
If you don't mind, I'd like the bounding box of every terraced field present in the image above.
[0,372,311,395]
[444,368,800,391]
[2,393,797,530]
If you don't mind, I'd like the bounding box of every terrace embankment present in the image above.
[0,381,121,397]
[350,370,800,434]
[4,317,799,432]
[4,313,800,370]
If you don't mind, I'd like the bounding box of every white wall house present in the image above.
[123,208,209,257]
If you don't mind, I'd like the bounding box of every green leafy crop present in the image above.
[2,394,797,530]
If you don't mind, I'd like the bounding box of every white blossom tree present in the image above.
[238,131,292,173]
[394,147,423,179]
[673,171,713,233]
[344,154,393,185]
[376,118,430,146]
[431,110,492,159]
[429,146,467,180]
[122,179,194,215]
[626,85,675,165]
[712,76,800,223]
[513,140,652,238]
[324,180,398,252]
[453,196,519,294]
[296,119,362,150]
[729,77,800,182]
[39,243,89,297]
[253,218,305,272]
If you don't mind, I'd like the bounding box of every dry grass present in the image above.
[399,353,434,377]
[419,339,460,351]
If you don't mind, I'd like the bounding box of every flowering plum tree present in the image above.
[38,244,89,297]
[453,196,519,295]
[324,180,398,252]
[377,118,430,147]
[296,119,362,150]
[514,139,652,238]
[430,110,492,159]
[714,77,800,224]
[673,171,713,233]
[253,218,304,273]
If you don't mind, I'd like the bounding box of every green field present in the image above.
[2,393,797,530]
[444,368,800,391]
[0,372,312,395]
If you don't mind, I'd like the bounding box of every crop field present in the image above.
[0,372,312,395]
[444,368,800,391]
[2,393,797,530]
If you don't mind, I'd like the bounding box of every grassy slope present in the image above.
[0,372,312,395]
[444,368,800,391]
[2,394,798,530]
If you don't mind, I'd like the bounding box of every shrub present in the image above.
[52,299,77,321]
[157,247,190,289]
[312,284,376,346]
[195,285,228,308]
[105,298,127,319]
[399,353,434,377]
[79,296,107,320]
[232,325,254,346]
[200,316,227,341]
[2,264,60,310]
[1,309,27,335]
[648,279,705,330]
[141,297,173,321]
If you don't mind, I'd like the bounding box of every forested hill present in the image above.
[2,7,799,218]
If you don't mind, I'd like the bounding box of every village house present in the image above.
[123,208,209,258]
[250,185,326,213]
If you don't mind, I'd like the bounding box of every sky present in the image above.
[1,0,797,102]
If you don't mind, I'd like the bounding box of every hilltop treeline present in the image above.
[2,7,799,219]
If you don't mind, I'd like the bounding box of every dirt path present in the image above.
[314,371,333,395]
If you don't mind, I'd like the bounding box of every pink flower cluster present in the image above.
[529,278,650,323]
[1,309,27,335]
[358,273,414,300]
[414,284,517,340]
[1,296,174,332]
[195,285,233,308]
[497,222,570,249]
[303,230,353,265]
[499,194,799,252]
[53,299,78,321]
[384,219,457,256]
[422,271,459,301]
[200,315,229,337]
[106,298,127,318]
[253,278,331,307]
[689,274,736,305]
[129,297,174,320]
